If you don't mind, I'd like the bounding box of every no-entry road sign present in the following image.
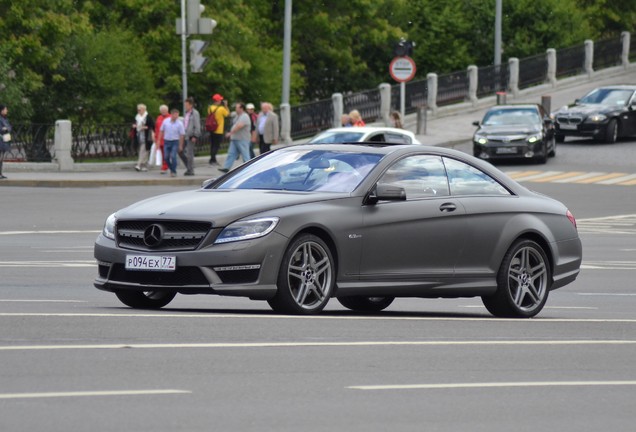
[390,56,417,82]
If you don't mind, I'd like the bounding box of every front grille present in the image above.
[116,220,212,251]
[556,116,583,125]
[109,264,209,286]
[488,136,526,143]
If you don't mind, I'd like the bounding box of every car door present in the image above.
[622,91,636,136]
[359,155,468,281]
[442,157,518,278]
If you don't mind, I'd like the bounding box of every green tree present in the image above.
[0,46,32,122]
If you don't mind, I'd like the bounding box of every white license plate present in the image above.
[559,123,577,130]
[125,255,176,271]
[496,147,518,154]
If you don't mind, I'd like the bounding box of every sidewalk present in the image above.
[2,65,635,188]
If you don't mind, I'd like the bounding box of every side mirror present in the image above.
[367,184,406,204]
[574,98,580,105]
[472,120,480,127]
[201,178,217,188]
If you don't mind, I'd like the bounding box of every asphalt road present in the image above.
[1,138,636,431]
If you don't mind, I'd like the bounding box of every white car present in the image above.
[308,127,422,145]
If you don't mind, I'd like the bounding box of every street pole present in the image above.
[400,81,405,120]
[181,0,187,114]
[494,0,502,66]
[281,0,292,105]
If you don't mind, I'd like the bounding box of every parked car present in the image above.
[473,104,555,164]
[308,126,421,145]
[553,85,636,143]
[94,144,581,318]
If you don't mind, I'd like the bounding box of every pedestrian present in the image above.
[133,104,155,172]
[256,102,279,155]
[179,97,201,176]
[390,111,403,129]
[154,104,170,174]
[158,108,185,178]
[218,102,252,173]
[341,114,352,127]
[246,102,258,159]
[0,104,12,179]
[207,93,229,166]
[349,110,366,127]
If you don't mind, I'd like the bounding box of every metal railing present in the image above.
[630,33,636,62]
[555,44,585,78]
[343,88,382,123]
[4,124,55,162]
[437,70,470,106]
[594,38,623,69]
[477,64,509,97]
[518,53,548,89]
[289,98,333,139]
[391,79,428,115]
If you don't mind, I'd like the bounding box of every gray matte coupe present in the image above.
[94,144,582,317]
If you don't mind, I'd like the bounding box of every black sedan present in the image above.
[473,104,556,164]
[94,144,581,318]
[553,85,636,143]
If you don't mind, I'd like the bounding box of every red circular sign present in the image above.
[390,56,417,82]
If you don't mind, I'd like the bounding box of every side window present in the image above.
[385,133,411,144]
[378,155,450,199]
[443,158,511,196]
[367,133,386,143]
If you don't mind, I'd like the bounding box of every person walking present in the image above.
[390,111,403,129]
[179,97,201,176]
[154,104,170,174]
[218,102,251,173]
[0,104,12,179]
[133,104,155,172]
[158,108,185,178]
[246,103,258,159]
[256,102,279,155]
[207,93,229,166]
[349,110,366,127]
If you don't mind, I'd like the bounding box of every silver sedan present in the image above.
[94,144,582,317]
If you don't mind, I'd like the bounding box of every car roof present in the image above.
[595,85,636,90]
[316,126,417,138]
[486,104,541,111]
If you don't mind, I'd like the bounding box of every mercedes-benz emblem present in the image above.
[143,224,164,247]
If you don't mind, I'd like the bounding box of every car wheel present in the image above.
[115,290,176,309]
[481,239,551,318]
[268,234,335,315]
[548,136,556,157]
[338,296,395,312]
[555,134,565,143]
[605,119,618,143]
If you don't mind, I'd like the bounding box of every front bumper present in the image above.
[93,231,288,300]
[473,139,547,160]
[555,122,608,138]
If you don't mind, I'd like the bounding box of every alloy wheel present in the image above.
[507,246,548,312]
[287,240,333,310]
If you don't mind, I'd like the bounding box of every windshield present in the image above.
[308,131,365,143]
[482,108,540,126]
[578,88,634,106]
[215,149,383,193]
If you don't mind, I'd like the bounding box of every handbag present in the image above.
[2,133,11,142]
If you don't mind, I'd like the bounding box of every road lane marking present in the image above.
[0,389,191,400]
[531,172,585,183]
[459,305,598,310]
[619,178,636,186]
[510,171,562,181]
[599,173,636,185]
[507,171,542,180]
[553,172,604,183]
[1,312,636,323]
[0,260,96,268]
[348,380,636,391]
[1,340,636,352]
[0,299,86,303]
[578,293,636,296]
[575,173,629,184]
[581,261,636,270]
[0,230,100,236]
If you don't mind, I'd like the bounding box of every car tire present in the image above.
[604,118,618,144]
[338,296,395,312]
[115,290,176,309]
[481,239,551,318]
[548,136,556,157]
[268,234,335,315]
[555,134,565,143]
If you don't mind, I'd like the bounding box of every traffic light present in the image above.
[393,39,415,57]
[187,0,216,34]
[190,39,209,73]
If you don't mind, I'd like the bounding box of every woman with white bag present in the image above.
[0,104,12,180]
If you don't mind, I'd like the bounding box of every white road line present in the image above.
[348,380,636,391]
[578,293,636,296]
[0,389,191,400]
[1,312,636,323]
[553,172,605,183]
[512,171,562,181]
[0,230,100,236]
[1,340,636,352]
[0,260,96,268]
[459,305,598,310]
[597,173,636,185]
[0,299,86,303]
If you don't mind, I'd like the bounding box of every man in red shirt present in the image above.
[154,105,170,174]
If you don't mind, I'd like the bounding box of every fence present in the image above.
[4,124,55,162]
[390,79,428,115]
[477,64,509,97]
[437,70,470,106]
[289,98,333,139]
[518,53,548,89]
[555,44,585,78]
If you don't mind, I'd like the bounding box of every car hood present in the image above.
[476,124,540,136]
[556,103,623,116]
[115,189,348,227]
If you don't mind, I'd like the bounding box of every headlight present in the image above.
[103,213,117,240]
[215,217,280,244]
[587,114,607,122]
[474,136,488,145]
[527,135,542,143]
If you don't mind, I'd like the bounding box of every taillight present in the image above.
[566,210,577,229]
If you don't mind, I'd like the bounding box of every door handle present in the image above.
[439,202,457,212]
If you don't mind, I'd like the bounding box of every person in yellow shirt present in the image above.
[207,93,230,166]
